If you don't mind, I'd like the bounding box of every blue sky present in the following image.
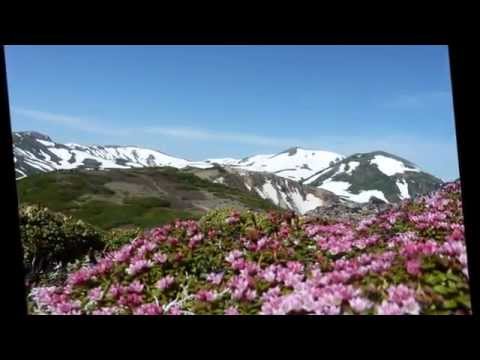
[5,45,459,180]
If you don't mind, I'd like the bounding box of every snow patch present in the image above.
[345,161,360,175]
[23,158,55,171]
[260,180,280,205]
[349,190,389,203]
[318,179,389,203]
[233,148,344,182]
[370,155,420,176]
[396,178,410,200]
[213,177,225,184]
[36,139,55,147]
[289,189,323,214]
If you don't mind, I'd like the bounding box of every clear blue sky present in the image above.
[5,45,459,180]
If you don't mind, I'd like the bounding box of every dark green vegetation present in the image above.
[17,167,278,231]
[20,205,104,280]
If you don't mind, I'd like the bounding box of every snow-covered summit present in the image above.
[208,147,344,182]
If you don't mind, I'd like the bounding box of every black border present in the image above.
[1,45,27,318]
[449,44,478,315]
[1,33,478,322]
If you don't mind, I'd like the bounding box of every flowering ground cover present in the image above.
[29,181,470,315]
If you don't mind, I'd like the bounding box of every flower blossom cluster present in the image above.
[29,181,470,315]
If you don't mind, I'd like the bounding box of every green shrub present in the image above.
[103,226,144,251]
[198,208,271,234]
[19,205,104,278]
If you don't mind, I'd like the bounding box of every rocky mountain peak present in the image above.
[282,146,301,156]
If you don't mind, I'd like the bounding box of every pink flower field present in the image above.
[29,181,471,315]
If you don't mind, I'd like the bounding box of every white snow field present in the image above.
[370,155,419,176]
[396,178,410,200]
[318,179,389,203]
[229,148,344,182]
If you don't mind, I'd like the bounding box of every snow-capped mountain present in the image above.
[303,151,443,203]
[13,131,212,179]
[205,147,344,182]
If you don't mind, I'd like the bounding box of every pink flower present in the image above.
[153,252,168,264]
[67,267,94,286]
[256,236,270,250]
[55,300,82,315]
[231,258,246,270]
[190,233,204,244]
[224,306,240,315]
[128,280,145,293]
[133,303,163,315]
[406,258,422,276]
[387,213,398,225]
[92,307,119,315]
[137,243,155,257]
[262,267,277,283]
[387,284,415,304]
[93,258,114,275]
[155,275,175,290]
[447,228,464,242]
[245,289,257,301]
[402,297,421,315]
[244,261,260,275]
[225,250,243,263]
[87,286,103,302]
[118,293,143,307]
[167,305,183,315]
[349,297,372,313]
[196,289,217,302]
[260,286,281,302]
[206,272,224,285]
[226,212,241,224]
[125,259,154,276]
[188,234,204,248]
[108,283,124,299]
[232,288,245,300]
[403,242,419,257]
[283,272,304,287]
[286,261,304,274]
[376,301,403,315]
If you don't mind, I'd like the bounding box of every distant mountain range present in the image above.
[12,131,443,214]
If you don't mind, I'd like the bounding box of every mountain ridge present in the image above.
[12,131,443,208]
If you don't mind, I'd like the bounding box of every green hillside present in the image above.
[16,167,279,230]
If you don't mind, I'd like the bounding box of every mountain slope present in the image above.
[184,165,347,214]
[16,167,280,230]
[303,151,443,203]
